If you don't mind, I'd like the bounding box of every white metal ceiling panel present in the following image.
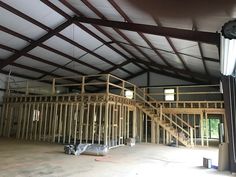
[110,43,132,58]
[206,61,220,77]
[28,47,71,65]
[161,53,184,70]
[50,0,75,17]
[119,43,150,62]
[60,24,104,51]
[201,44,219,59]
[122,63,142,73]
[0,31,29,50]
[144,34,173,52]
[111,69,129,78]
[0,7,46,40]
[43,35,87,58]
[79,53,112,70]
[0,49,13,59]
[112,0,157,25]
[136,47,167,66]
[158,17,193,30]
[98,26,130,43]
[4,0,68,29]
[169,38,201,58]
[180,55,205,74]
[66,62,98,75]
[67,0,99,18]
[119,29,150,48]
[85,0,124,21]
[80,23,111,42]
[52,68,78,77]
[16,56,57,71]
[3,65,42,78]
[94,45,126,65]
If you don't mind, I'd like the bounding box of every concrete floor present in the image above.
[0,138,233,177]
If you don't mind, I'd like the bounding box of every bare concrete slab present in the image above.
[0,138,233,177]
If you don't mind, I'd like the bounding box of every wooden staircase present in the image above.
[135,88,194,147]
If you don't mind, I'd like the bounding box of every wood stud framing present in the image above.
[0,74,225,148]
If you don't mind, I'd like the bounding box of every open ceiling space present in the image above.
[1,0,233,84]
[1,0,236,177]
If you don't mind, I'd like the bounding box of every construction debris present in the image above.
[64,144,109,156]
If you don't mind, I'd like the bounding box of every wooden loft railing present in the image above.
[6,74,137,98]
[142,84,222,101]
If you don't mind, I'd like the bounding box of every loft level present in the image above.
[1,74,225,148]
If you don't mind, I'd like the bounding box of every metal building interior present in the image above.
[0,0,236,177]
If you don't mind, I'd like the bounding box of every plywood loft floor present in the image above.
[0,138,232,177]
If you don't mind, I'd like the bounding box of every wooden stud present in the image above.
[34,103,40,141]
[63,103,68,144]
[85,103,90,144]
[39,103,44,141]
[98,103,102,144]
[104,102,109,146]
[79,103,84,144]
[52,103,59,142]
[57,103,63,143]
[43,103,49,141]
[74,103,79,145]
[92,103,96,144]
[25,103,32,140]
[68,103,73,144]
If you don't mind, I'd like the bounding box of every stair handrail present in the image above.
[135,87,162,115]
[172,114,194,130]
[161,114,190,136]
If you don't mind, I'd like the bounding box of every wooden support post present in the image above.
[92,103,96,144]
[98,103,102,144]
[127,107,130,139]
[118,104,121,145]
[145,113,148,143]
[48,103,54,142]
[39,103,44,141]
[200,113,204,146]
[139,110,143,142]
[74,103,79,145]
[52,103,59,143]
[79,103,84,144]
[206,112,209,147]
[25,103,32,140]
[43,103,49,142]
[133,107,137,139]
[63,103,68,144]
[68,103,73,144]
[7,106,13,137]
[151,119,156,143]
[108,104,112,146]
[16,104,23,139]
[163,129,166,144]
[29,102,36,140]
[34,103,40,141]
[156,123,160,144]
[190,127,194,146]
[123,106,127,140]
[21,103,28,139]
[85,103,90,144]
[104,102,109,146]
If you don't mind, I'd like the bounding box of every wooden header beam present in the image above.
[75,16,220,45]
